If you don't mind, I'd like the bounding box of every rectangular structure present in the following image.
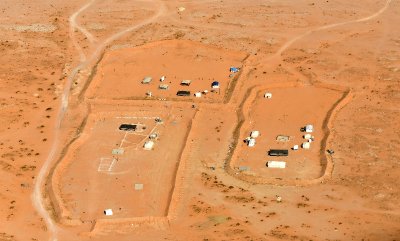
[268,149,289,156]
[176,90,191,96]
[266,161,286,168]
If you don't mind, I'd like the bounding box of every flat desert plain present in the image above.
[0,0,399,241]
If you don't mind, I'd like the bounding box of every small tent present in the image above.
[181,80,192,86]
[144,141,154,150]
[302,142,311,149]
[142,76,152,84]
[247,138,256,147]
[305,124,313,133]
[250,131,260,138]
[264,92,272,99]
[104,209,113,216]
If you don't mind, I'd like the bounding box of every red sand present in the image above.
[0,0,399,240]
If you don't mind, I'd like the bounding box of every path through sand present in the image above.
[31,1,166,240]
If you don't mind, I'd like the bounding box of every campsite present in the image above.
[0,1,399,240]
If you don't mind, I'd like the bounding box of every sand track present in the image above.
[32,1,167,240]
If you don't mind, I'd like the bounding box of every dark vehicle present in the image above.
[119,124,137,131]
[176,90,191,96]
[268,149,288,156]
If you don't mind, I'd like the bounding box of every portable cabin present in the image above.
[264,92,272,99]
[250,131,260,138]
[211,81,220,89]
[268,149,289,156]
[142,76,152,84]
[177,90,191,96]
[302,142,311,149]
[159,84,169,90]
[305,124,314,133]
[247,138,256,147]
[104,209,113,216]
[266,161,286,168]
[119,124,137,131]
[143,141,154,150]
[181,80,192,86]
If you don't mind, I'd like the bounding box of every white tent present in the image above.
[194,92,202,98]
[247,138,256,147]
[293,145,299,150]
[267,161,286,168]
[250,131,260,138]
[305,124,313,133]
[104,209,113,216]
[264,92,272,99]
[143,141,154,150]
[304,133,312,139]
[302,142,311,149]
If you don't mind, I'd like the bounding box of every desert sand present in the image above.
[0,0,399,240]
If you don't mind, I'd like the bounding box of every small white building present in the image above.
[302,142,311,149]
[266,161,286,168]
[160,76,166,82]
[264,92,272,99]
[104,209,113,216]
[143,140,154,150]
[293,145,299,150]
[194,92,202,98]
[250,131,260,138]
[304,133,312,139]
[247,138,256,147]
[305,124,314,133]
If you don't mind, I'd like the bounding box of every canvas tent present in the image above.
[104,209,113,216]
[250,131,260,138]
[264,92,272,98]
[302,142,311,149]
[159,84,169,90]
[144,141,154,150]
[305,124,314,133]
[142,76,152,84]
[181,80,192,86]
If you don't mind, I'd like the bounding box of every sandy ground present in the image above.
[0,0,399,241]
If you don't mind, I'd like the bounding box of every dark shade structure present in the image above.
[268,149,289,156]
[176,90,191,96]
[119,124,137,131]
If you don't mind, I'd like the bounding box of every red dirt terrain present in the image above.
[0,0,399,241]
